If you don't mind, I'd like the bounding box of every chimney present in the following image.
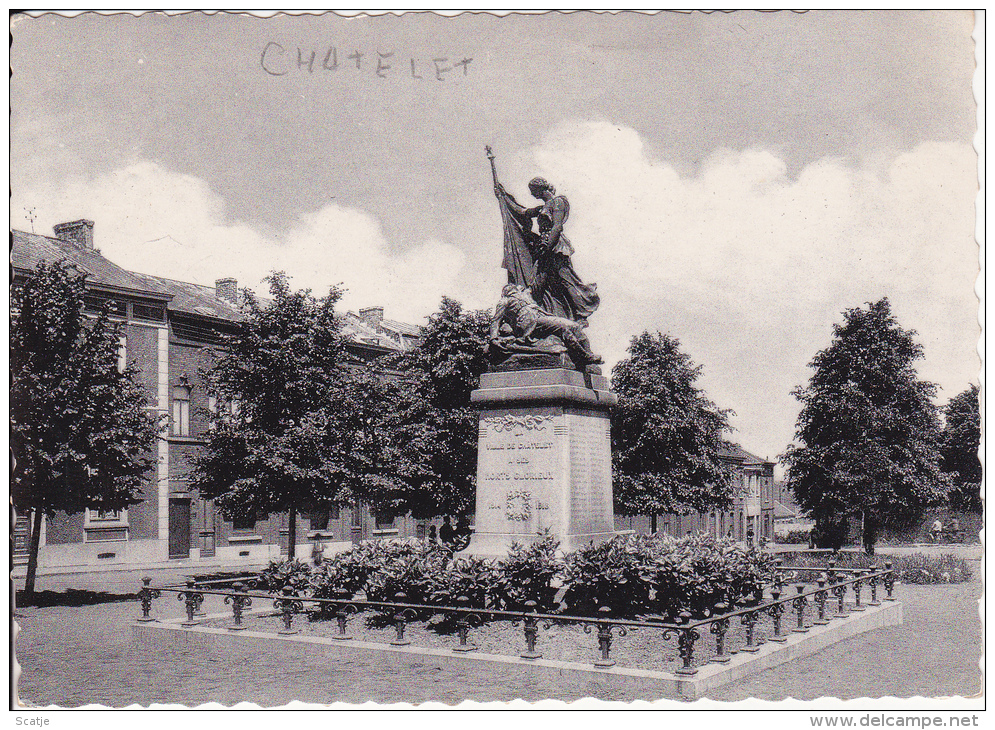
[359,306,384,329]
[53,219,95,249]
[215,277,238,305]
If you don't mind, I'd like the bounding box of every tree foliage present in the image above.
[192,272,372,553]
[386,297,491,518]
[782,298,948,552]
[940,383,982,513]
[610,332,734,516]
[11,261,159,592]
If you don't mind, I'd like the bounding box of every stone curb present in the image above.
[132,600,902,701]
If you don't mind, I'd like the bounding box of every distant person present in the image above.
[428,524,438,545]
[440,516,456,547]
[747,528,755,548]
[930,518,943,543]
[948,518,961,542]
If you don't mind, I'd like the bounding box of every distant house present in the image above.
[614,443,777,543]
[11,220,426,573]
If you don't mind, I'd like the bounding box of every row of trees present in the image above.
[12,263,981,595]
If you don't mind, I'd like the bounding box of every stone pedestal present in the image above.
[463,368,620,557]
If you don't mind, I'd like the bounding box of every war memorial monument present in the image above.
[465,148,621,556]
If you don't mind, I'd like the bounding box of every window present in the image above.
[133,301,166,322]
[374,510,395,532]
[172,385,191,436]
[232,514,256,531]
[88,508,123,522]
[309,510,330,531]
[208,396,217,431]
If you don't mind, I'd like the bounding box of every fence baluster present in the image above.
[832,580,848,617]
[275,586,299,635]
[453,595,477,653]
[739,606,761,653]
[333,589,353,640]
[773,558,785,592]
[224,582,251,631]
[792,585,809,633]
[178,579,204,627]
[675,612,699,676]
[391,591,411,646]
[883,561,897,601]
[709,603,731,664]
[813,578,829,625]
[137,577,161,622]
[593,606,615,668]
[767,590,787,643]
[868,569,881,606]
[851,572,865,612]
[520,601,542,659]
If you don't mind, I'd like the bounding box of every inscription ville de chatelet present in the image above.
[481,414,555,522]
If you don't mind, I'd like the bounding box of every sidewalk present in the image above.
[11,559,269,596]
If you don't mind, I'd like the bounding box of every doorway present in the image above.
[169,498,191,559]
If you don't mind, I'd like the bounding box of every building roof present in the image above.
[127,271,244,322]
[13,226,423,347]
[11,230,172,301]
[773,500,798,519]
[719,442,773,468]
[342,312,414,353]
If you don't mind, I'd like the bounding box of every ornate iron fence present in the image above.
[137,562,896,674]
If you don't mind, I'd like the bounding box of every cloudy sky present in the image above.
[10,10,980,472]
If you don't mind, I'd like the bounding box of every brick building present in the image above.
[614,444,776,543]
[12,220,427,572]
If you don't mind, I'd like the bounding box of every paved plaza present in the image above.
[12,548,982,707]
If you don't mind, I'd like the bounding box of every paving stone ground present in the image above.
[12,551,982,707]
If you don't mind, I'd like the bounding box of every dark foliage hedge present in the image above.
[256,531,774,620]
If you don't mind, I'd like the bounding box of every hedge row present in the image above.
[776,551,972,584]
[255,532,775,620]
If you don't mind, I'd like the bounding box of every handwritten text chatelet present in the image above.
[261,42,473,80]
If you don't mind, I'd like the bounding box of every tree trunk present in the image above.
[24,508,44,597]
[287,507,297,560]
[650,513,658,534]
[862,515,877,555]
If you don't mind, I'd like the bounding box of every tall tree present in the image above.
[611,332,734,521]
[11,261,160,595]
[783,298,948,553]
[940,383,982,513]
[192,273,355,557]
[387,297,491,518]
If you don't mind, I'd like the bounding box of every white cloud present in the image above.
[521,121,978,467]
[11,160,466,324]
[12,128,978,474]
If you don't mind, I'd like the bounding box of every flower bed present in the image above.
[256,532,775,621]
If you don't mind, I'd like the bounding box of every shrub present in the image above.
[493,531,563,611]
[776,551,973,584]
[648,534,774,619]
[562,535,656,618]
[426,555,501,610]
[776,529,812,544]
[359,540,449,604]
[560,533,774,620]
[254,558,312,595]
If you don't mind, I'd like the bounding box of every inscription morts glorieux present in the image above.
[479,413,557,531]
